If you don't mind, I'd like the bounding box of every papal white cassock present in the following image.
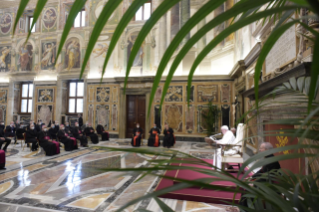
[212,130,237,169]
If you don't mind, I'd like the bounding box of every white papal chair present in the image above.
[221,123,246,171]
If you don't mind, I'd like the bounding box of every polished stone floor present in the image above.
[0,139,238,212]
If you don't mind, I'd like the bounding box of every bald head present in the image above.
[259,142,273,152]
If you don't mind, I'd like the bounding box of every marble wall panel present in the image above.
[37,105,53,126]
[113,86,118,103]
[221,84,230,103]
[0,46,11,72]
[164,104,183,132]
[185,105,194,133]
[197,85,218,102]
[95,104,110,130]
[197,105,209,133]
[37,88,54,103]
[186,85,194,102]
[0,89,7,104]
[112,104,118,131]
[0,105,6,122]
[96,87,110,103]
[88,104,94,125]
[164,86,183,102]
[89,86,95,103]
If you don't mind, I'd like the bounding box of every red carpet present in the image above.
[155,159,252,204]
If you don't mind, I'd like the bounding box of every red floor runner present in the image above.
[155,159,252,204]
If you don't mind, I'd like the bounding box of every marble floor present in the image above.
[0,139,238,212]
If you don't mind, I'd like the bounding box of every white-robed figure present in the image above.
[205,125,236,169]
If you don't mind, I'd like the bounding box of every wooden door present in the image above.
[126,95,146,138]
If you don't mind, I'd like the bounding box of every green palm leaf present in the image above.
[12,0,30,36]
[100,0,149,80]
[26,0,48,42]
[79,0,122,79]
[55,0,87,67]
[123,0,181,95]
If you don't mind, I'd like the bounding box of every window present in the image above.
[29,16,35,32]
[67,81,84,114]
[134,1,151,21]
[20,83,33,114]
[74,9,86,28]
[19,18,24,30]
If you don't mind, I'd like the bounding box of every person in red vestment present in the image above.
[147,123,160,147]
[131,123,143,147]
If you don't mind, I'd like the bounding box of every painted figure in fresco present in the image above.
[43,9,57,23]
[66,40,80,71]
[18,44,32,71]
[0,47,11,71]
[0,14,11,34]
[41,43,56,69]
[93,43,108,58]
[127,35,144,67]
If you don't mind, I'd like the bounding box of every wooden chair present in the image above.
[16,133,25,148]
[221,123,246,171]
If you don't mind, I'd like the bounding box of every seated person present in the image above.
[48,121,59,139]
[148,123,160,147]
[0,121,5,131]
[239,142,281,207]
[84,123,99,144]
[72,122,88,147]
[16,124,26,140]
[58,124,78,151]
[25,124,39,151]
[96,122,109,141]
[15,120,20,129]
[38,125,60,156]
[5,121,16,138]
[0,128,11,152]
[205,125,236,169]
[131,123,143,147]
[35,120,41,132]
[163,124,175,148]
[65,121,73,136]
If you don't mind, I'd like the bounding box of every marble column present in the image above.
[6,79,14,125]
[197,19,206,51]
[214,4,225,48]
[55,77,63,123]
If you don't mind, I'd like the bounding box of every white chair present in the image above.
[221,123,246,170]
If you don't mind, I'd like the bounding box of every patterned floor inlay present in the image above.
[0,139,238,212]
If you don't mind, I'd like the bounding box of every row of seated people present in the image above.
[131,123,176,148]
[0,120,110,154]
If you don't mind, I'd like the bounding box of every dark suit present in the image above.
[25,128,38,151]
[84,127,99,144]
[48,125,59,139]
[79,117,83,127]
[71,127,88,147]
[96,125,109,141]
[5,125,16,137]
[252,154,281,180]
[0,128,11,151]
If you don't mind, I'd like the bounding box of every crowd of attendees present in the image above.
[0,115,109,156]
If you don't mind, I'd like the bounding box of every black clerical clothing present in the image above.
[16,127,26,139]
[163,128,175,148]
[48,125,59,139]
[147,128,160,147]
[84,127,99,144]
[65,126,73,136]
[58,130,77,151]
[96,125,109,141]
[0,124,5,131]
[0,128,11,151]
[25,128,39,151]
[71,127,88,147]
[38,131,59,156]
[5,125,16,137]
[252,154,281,180]
[79,117,83,127]
[131,128,143,147]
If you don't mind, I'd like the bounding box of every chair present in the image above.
[221,123,246,171]
[4,129,15,148]
[16,133,25,148]
[22,133,31,151]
